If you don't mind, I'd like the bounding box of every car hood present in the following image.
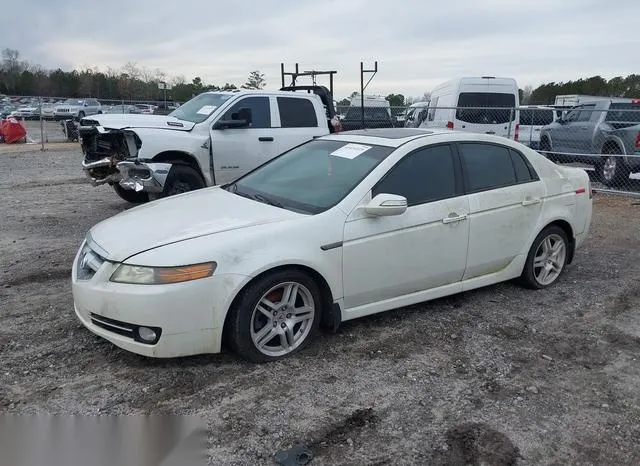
[82,113,196,131]
[87,187,304,262]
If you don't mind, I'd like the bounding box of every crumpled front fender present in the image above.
[116,161,173,193]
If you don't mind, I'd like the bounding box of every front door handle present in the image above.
[442,213,467,224]
[522,198,542,206]
[259,136,274,142]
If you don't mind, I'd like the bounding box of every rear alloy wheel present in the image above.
[519,226,569,289]
[599,151,631,188]
[161,165,205,198]
[226,270,321,362]
[113,184,149,203]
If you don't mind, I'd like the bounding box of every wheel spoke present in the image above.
[256,304,274,319]
[293,305,313,317]
[282,283,299,307]
[534,256,546,268]
[551,240,564,256]
[550,261,562,274]
[537,266,550,284]
[260,298,278,311]
[279,326,294,350]
[255,325,278,348]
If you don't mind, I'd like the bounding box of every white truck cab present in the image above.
[79,89,337,203]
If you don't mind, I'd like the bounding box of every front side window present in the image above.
[460,143,517,192]
[227,140,394,214]
[577,104,596,122]
[373,144,457,205]
[221,96,271,128]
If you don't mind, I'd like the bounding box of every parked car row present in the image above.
[71,85,594,363]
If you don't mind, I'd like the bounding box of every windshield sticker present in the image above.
[330,143,372,159]
[196,105,217,115]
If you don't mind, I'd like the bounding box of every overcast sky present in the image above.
[3,0,639,99]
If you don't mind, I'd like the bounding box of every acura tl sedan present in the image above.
[71,128,593,362]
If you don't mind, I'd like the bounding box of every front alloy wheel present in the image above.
[226,270,321,362]
[250,282,315,358]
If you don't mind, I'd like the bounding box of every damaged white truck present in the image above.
[78,87,341,203]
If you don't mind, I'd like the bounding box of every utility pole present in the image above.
[360,61,378,129]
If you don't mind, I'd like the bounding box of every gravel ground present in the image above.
[1,147,640,465]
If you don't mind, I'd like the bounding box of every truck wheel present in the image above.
[113,184,149,203]
[162,165,205,197]
[598,147,630,188]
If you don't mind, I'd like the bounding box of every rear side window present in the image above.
[460,143,516,192]
[277,97,318,128]
[605,103,640,124]
[456,92,516,124]
[519,109,554,126]
[373,144,457,205]
[509,149,538,182]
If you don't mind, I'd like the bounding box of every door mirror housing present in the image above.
[365,193,408,216]
[212,119,250,130]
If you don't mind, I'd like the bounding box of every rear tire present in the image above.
[519,225,569,290]
[225,269,321,363]
[161,164,206,198]
[113,184,149,203]
[598,147,630,188]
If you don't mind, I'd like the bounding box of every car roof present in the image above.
[318,128,451,147]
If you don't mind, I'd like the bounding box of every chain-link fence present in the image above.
[335,103,640,196]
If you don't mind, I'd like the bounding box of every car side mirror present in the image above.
[365,193,407,216]
[212,119,250,130]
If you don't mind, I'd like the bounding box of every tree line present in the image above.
[0,49,266,103]
[1,48,639,106]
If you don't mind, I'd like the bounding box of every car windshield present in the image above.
[456,92,516,124]
[168,92,234,123]
[225,139,394,214]
[63,99,84,105]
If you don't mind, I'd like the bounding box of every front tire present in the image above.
[161,165,205,198]
[113,184,149,203]
[519,225,569,290]
[226,270,321,363]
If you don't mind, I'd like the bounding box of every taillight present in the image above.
[589,181,593,199]
[635,131,640,149]
[514,123,520,141]
[446,121,454,129]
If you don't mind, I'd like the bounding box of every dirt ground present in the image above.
[1,145,640,465]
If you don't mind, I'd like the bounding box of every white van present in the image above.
[518,105,558,149]
[420,76,520,140]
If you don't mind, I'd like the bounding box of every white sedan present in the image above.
[71,128,593,362]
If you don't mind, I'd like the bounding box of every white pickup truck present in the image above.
[78,88,341,203]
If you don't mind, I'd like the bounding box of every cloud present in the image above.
[1,0,639,99]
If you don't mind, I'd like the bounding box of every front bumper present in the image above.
[71,243,247,358]
[81,158,172,192]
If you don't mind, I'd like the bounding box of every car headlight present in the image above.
[109,262,216,285]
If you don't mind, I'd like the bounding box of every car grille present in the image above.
[76,244,105,280]
[89,313,162,345]
[58,108,70,113]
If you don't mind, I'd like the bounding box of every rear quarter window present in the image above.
[277,97,318,128]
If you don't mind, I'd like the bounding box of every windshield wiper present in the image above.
[249,193,283,208]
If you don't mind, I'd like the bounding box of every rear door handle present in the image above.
[442,213,467,224]
[259,137,274,142]
[522,198,542,206]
